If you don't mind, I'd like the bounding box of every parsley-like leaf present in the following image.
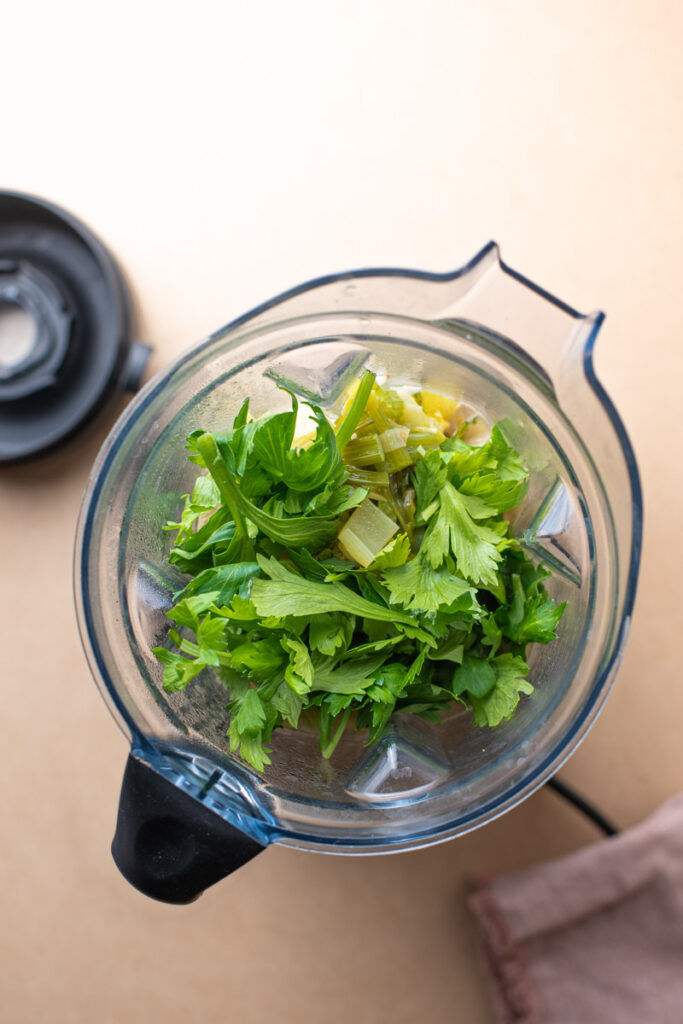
[383,555,474,613]
[252,555,416,625]
[412,449,448,513]
[421,482,502,586]
[153,647,205,692]
[174,561,260,606]
[309,612,355,657]
[312,654,388,694]
[503,594,566,645]
[469,654,533,727]
[235,688,267,735]
[281,636,314,695]
[228,636,286,680]
[252,397,343,493]
[452,656,496,698]
[369,533,411,569]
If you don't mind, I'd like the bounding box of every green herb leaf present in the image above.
[458,472,528,513]
[196,616,228,665]
[309,612,355,657]
[153,647,205,693]
[235,688,267,735]
[228,636,286,680]
[452,656,496,698]
[369,532,411,569]
[252,397,344,493]
[412,449,448,513]
[382,555,473,613]
[421,482,502,586]
[174,561,260,606]
[252,554,416,624]
[281,636,315,695]
[503,594,566,645]
[271,682,304,728]
[312,654,388,694]
[481,614,503,656]
[469,654,533,727]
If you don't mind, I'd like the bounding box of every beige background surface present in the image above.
[1,2,682,1022]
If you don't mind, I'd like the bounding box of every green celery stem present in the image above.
[196,432,248,538]
[336,370,376,454]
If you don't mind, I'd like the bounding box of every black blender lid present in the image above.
[0,190,151,462]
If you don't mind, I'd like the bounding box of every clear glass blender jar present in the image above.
[75,243,642,902]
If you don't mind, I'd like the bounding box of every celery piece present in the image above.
[379,425,412,474]
[376,387,404,422]
[335,370,376,453]
[337,499,399,567]
[379,426,410,454]
[377,499,398,522]
[406,429,445,449]
[353,414,377,437]
[383,447,413,473]
[365,391,394,432]
[343,433,384,467]
[347,468,391,488]
[389,479,416,540]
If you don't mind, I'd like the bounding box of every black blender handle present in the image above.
[111,753,265,904]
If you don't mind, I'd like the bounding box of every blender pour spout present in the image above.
[111,754,264,904]
[220,242,604,401]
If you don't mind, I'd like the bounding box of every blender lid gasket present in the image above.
[0,190,152,462]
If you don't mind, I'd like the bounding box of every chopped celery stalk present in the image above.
[343,433,384,466]
[335,370,376,453]
[353,414,376,437]
[347,468,391,487]
[337,499,399,567]
[377,499,398,522]
[406,429,445,448]
[390,479,416,539]
[379,426,410,453]
[416,389,460,421]
[416,497,439,524]
[376,387,404,422]
[383,447,412,473]
[365,391,394,432]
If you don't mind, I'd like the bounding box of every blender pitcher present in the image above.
[74,242,642,903]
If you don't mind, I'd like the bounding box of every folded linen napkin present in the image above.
[468,793,683,1024]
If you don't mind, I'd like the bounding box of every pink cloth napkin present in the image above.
[468,793,683,1024]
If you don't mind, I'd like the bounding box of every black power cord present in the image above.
[546,777,619,837]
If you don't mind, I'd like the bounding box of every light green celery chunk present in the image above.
[353,414,377,437]
[343,433,384,466]
[406,429,445,448]
[383,447,412,473]
[347,468,391,488]
[379,426,410,453]
[337,498,399,567]
[335,370,376,453]
[375,387,404,422]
